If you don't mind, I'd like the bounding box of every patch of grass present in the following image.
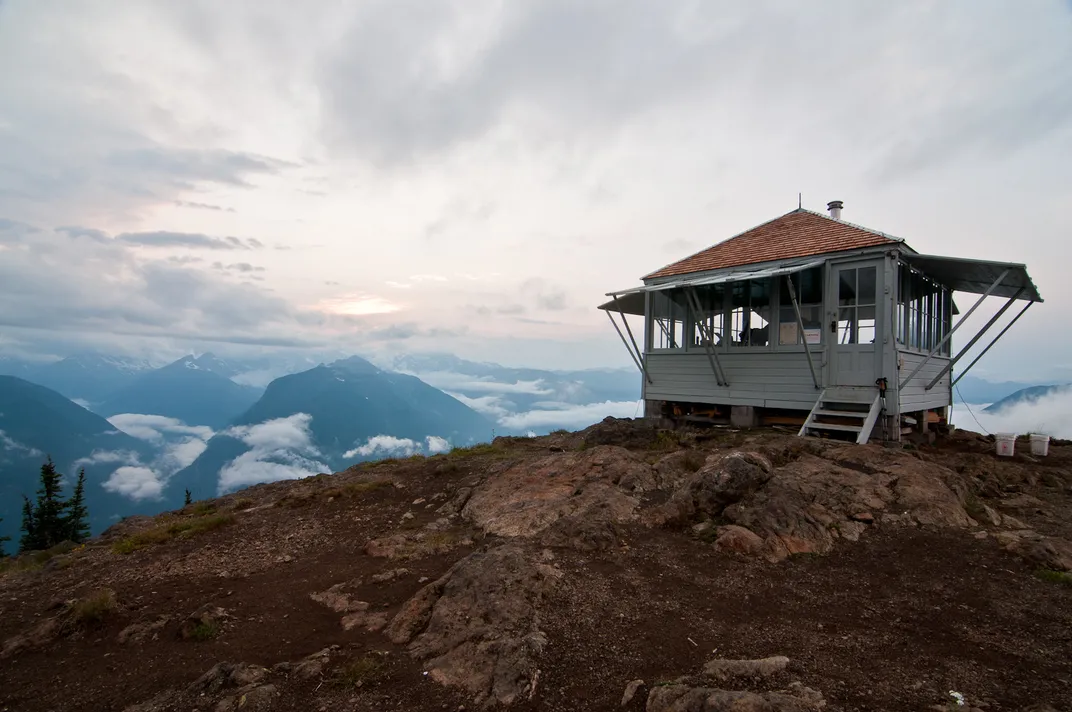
[275,490,315,508]
[1,541,80,575]
[69,589,118,629]
[112,513,236,554]
[190,502,218,516]
[334,654,385,688]
[188,621,219,641]
[230,498,254,511]
[550,428,570,435]
[1034,568,1072,587]
[652,430,680,451]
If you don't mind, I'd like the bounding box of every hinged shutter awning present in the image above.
[597,257,826,315]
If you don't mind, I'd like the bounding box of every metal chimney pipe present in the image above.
[827,200,843,220]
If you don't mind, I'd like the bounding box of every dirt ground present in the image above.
[1,424,1069,712]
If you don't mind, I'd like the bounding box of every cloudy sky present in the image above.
[1,1,1069,377]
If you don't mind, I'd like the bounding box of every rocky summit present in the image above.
[1,419,1070,712]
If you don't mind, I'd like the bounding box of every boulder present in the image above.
[461,447,648,538]
[702,656,790,683]
[389,544,562,706]
[622,679,645,707]
[713,525,765,556]
[118,615,171,644]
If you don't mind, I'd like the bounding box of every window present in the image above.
[650,290,686,350]
[778,266,823,345]
[730,279,772,347]
[690,284,726,349]
[896,264,951,353]
[837,266,877,345]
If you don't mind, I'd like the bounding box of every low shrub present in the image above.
[68,589,118,629]
[334,654,385,688]
[112,513,236,554]
[1035,568,1072,587]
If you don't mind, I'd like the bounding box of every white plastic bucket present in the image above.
[1030,434,1050,457]
[995,433,1016,457]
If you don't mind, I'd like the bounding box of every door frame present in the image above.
[825,258,884,387]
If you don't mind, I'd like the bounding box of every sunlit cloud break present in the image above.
[315,294,401,316]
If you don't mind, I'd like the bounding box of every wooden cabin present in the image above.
[600,202,1042,443]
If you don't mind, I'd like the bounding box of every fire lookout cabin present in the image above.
[600,201,1042,443]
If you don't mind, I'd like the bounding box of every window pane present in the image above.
[858,305,876,344]
[858,266,877,306]
[730,279,771,346]
[779,305,822,345]
[839,269,857,306]
[838,307,856,344]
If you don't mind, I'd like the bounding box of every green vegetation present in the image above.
[112,513,236,554]
[0,541,79,575]
[231,498,254,511]
[184,489,193,506]
[962,493,988,523]
[188,621,219,641]
[1034,568,1072,587]
[334,654,385,688]
[68,589,118,629]
[19,458,90,553]
[190,502,217,516]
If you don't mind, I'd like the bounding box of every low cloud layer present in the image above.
[953,392,1072,440]
[0,430,43,458]
[499,400,642,431]
[344,434,452,459]
[97,414,215,501]
[217,413,328,493]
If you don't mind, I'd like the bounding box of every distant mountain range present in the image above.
[0,354,154,405]
[0,376,157,546]
[984,384,1071,414]
[173,355,494,498]
[97,356,263,429]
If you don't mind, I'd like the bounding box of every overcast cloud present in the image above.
[0,1,1069,376]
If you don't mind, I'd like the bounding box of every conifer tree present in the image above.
[64,468,90,544]
[184,489,193,506]
[19,495,40,553]
[18,457,92,552]
[32,457,67,547]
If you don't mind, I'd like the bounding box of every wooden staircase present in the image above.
[798,386,882,445]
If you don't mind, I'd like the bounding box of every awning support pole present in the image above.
[605,310,651,384]
[785,274,821,390]
[899,268,1009,388]
[924,288,1024,390]
[609,297,653,384]
[684,288,727,386]
[950,301,1034,389]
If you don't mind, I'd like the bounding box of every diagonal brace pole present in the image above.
[951,301,1034,388]
[785,273,821,390]
[924,288,1024,390]
[899,268,1009,388]
[684,288,726,386]
[611,297,654,384]
[605,310,652,384]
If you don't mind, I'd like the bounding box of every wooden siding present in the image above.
[896,350,951,413]
[644,351,823,410]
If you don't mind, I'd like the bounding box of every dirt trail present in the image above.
[1,422,1069,712]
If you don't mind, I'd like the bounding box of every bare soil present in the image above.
[1,425,1070,712]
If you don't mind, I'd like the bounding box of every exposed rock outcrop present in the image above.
[388,545,562,706]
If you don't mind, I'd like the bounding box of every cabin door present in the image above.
[826,260,881,387]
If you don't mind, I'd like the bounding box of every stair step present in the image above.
[814,409,868,419]
[819,388,878,404]
[807,422,864,433]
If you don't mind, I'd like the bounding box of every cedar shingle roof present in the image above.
[644,209,902,280]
